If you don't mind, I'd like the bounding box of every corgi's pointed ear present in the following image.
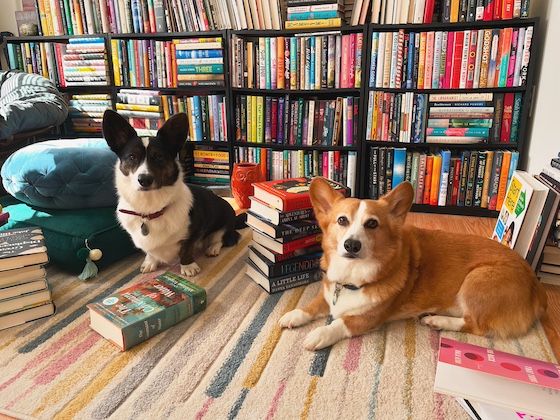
[310,177,344,219]
[103,110,138,154]
[156,112,189,155]
[381,181,414,221]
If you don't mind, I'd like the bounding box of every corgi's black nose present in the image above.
[138,173,154,187]
[344,238,361,254]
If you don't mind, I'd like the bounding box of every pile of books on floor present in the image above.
[0,227,55,331]
[244,177,350,293]
[285,0,345,29]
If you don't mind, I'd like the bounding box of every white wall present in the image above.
[0,0,557,173]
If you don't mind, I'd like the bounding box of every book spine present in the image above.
[268,268,322,293]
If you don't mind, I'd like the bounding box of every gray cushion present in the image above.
[1,138,118,209]
[0,70,68,139]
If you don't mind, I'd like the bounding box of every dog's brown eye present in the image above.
[337,216,349,226]
[365,219,378,229]
[128,154,137,163]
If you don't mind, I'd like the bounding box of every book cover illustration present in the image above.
[0,227,47,259]
[87,272,206,350]
[492,171,533,249]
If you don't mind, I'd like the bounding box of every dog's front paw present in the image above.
[279,309,312,329]
[181,262,201,276]
[140,256,158,273]
[303,319,349,351]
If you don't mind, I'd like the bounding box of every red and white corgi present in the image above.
[279,177,547,351]
[103,110,245,276]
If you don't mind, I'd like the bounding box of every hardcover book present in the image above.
[0,300,55,331]
[245,259,323,294]
[252,177,350,212]
[246,212,320,239]
[434,338,560,420]
[87,272,206,351]
[0,227,49,271]
[247,245,322,278]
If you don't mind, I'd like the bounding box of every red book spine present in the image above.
[451,158,461,205]
[282,232,322,254]
[55,43,66,88]
[450,31,464,89]
[483,0,495,21]
[502,0,513,19]
[444,31,455,89]
[424,0,436,23]
[500,93,514,142]
[423,155,434,205]
[493,0,503,19]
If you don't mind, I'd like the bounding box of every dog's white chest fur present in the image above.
[324,282,377,319]
[115,170,193,264]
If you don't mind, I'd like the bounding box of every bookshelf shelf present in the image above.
[2,3,540,217]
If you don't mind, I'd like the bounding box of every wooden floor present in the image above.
[405,212,560,361]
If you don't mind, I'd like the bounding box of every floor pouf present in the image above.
[1,138,117,209]
[0,196,138,274]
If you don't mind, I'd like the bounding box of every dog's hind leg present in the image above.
[206,229,226,257]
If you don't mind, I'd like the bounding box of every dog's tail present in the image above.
[235,212,248,230]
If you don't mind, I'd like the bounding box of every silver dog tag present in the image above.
[141,222,149,236]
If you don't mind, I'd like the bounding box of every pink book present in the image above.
[340,34,351,88]
[346,96,353,146]
[443,31,455,89]
[506,28,519,87]
[348,33,356,89]
[424,31,435,90]
[438,337,560,390]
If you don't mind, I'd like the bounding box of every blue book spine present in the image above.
[7,43,17,69]
[131,0,141,33]
[128,40,136,87]
[309,36,316,89]
[392,148,407,188]
[438,149,452,206]
[290,38,297,89]
[412,94,426,143]
[406,32,415,89]
[175,49,223,59]
[287,10,340,20]
[265,37,271,89]
[369,32,378,88]
[192,96,203,142]
[507,151,519,187]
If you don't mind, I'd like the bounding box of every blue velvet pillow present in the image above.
[1,138,118,209]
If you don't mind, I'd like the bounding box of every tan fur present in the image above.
[279,177,547,351]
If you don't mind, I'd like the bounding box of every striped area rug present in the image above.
[0,228,556,420]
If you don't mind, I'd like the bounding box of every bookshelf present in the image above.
[2,2,539,217]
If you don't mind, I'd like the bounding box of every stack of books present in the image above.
[68,93,112,135]
[191,147,230,185]
[115,89,164,136]
[175,37,225,88]
[285,0,345,29]
[61,37,109,87]
[0,227,55,331]
[245,177,350,294]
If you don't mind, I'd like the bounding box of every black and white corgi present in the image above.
[102,109,245,276]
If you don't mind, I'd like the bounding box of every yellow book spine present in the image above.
[284,18,342,30]
[251,95,258,143]
[111,39,121,86]
[256,96,264,143]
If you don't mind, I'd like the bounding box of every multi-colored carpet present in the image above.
[0,228,556,420]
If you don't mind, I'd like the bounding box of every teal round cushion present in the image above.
[1,138,117,209]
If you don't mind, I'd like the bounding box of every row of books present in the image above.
[111,37,225,88]
[236,147,357,194]
[230,32,363,90]
[353,0,531,25]
[0,227,55,331]
[31,0,271,36]
[368,25,533,91]
[6,38,110,88]
[115,90,227,140]
[244,177,350,293]
[235,95,358,147]
[366,92,522,144]
[367,146,520,210]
